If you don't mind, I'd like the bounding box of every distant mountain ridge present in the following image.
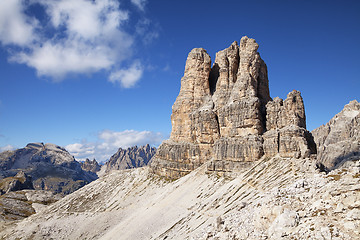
[0,143,156,222]
[102,144,156,174]
[80,158,101,173]
[0,143,98,195]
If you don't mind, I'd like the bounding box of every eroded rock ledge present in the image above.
[151,36,316,179]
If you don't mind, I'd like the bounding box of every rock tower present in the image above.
[151,36,316,179]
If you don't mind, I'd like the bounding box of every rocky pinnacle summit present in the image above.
[150,36,317,179]
[102,144,156,174]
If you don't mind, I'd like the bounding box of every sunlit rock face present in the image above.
[312,100,360,170]
[102,144,156,173]
[151,36,316,179]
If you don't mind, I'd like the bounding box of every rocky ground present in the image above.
[200,159,360,240]
[0,190,60,223]
[0,156,358,239]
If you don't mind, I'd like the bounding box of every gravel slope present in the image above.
[0,156,359,240]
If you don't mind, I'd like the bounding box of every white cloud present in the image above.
[109,61,143,88]
[40,0,129,39]
[131,0,147,11]
[0,145,15,152]
[66,143,96,157]
[65,129,164,163]
[0,0,152,85]
[0,0,37,46]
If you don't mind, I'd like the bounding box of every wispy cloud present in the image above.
[131,0,147,11]
[162,63,170,72]
[0,0,155,86]
[0,145,15,152]
[135,18,159,44]
[109,61,143,88]
[65,129,164,163]
[0,0,37,46]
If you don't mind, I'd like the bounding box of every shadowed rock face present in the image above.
[80,159,101,173]
[312,100,360,170]
[0,171,34,195]
[151,36,316,179]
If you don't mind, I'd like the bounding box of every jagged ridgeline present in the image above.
[150,36,316,179]
[102,144,156,173]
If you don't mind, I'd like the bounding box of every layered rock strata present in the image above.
[0,190,60,222]
[151,36,316,179]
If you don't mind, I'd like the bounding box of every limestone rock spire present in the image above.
[151,37,316,179]
[170,48,213,143]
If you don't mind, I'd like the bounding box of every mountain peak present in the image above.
[102,145,156,173]
[344,99,360,113]
[0,143,98,195]
[151,37,316,179]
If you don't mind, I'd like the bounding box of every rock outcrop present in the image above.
[0,143,98,195]
[0,171,34,195]
[0,190,60,222]
[102,144,156,174]
[312,100,360,170]
[151,36,316,179]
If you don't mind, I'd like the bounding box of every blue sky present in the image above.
[0,0,359,162]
